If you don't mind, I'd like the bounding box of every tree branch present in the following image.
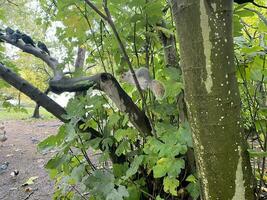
[0,62,66,121]
[84,0,155,134]
[0,33,63,80]
[49,73,152,135]
[0,27,152,135]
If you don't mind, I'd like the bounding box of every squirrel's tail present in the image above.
[149,80,165,99]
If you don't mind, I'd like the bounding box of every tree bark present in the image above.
[157,21,180,70]
[171,0,255,199]
[75,47,86,68]
[32,88,50,118]
[32,104,40,118]
[75,47,86,97]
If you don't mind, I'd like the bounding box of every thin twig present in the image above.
[84,0,155,135]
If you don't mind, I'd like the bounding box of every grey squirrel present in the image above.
[121,67,165,99]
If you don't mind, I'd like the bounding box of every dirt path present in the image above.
[0,120,62,200]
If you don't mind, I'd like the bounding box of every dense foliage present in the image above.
[0,0,266,199]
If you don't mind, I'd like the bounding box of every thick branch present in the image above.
[0,34,63,80]
[84,0,155,134]
[49,73,152,135]
[0,62,66,121]
[0,63,103,138]
[0,62,128,162]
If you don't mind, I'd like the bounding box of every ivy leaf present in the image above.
[108,113,121,128]
[168,159,185,177]
[125,184,141,200]
[45,152,68,170]
[163,177,180,196]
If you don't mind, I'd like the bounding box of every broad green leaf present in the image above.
[125,155,144,178]
[163,177,179,196]
[186,175,197,183]
[115,141,130,156]
[115,128,138,142]
[71,164,85,183]
[186,182,200,200]
[113,163,129,178]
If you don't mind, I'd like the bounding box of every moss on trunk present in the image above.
[171,0,256,199]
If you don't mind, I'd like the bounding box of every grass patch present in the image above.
[0,107,56,120]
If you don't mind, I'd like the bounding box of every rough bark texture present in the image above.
[171,0,255,199]
[157,21,180,69]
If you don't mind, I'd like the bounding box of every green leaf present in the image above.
[156,196,164,200]
[45,153,68,170]
[102,137,114,150]
[38,125,66,153]
[22,176,39,187]
[163,177,179,196]
[106,186,129,200]
[248,149,267,158]
[115,128,138,142]
[71,164,85,183]
[153,157,171,178]
[113,163,129,178]
[177,123,193,147]
[186,182,200,200]
[168,159,185,177]
[241,46,264,54]
[115,141,130,156]
[125,155,144,179]
[186,175,197,183]
[125,184,141,200]
[108,113,121,128]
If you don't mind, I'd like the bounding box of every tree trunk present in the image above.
[75,47,86,97]
[18,92,21,108]
[32,88,50,118]
[32,104,40,118]
[75,47,86,68]
[157,21,180,70]
[171,0,255,199]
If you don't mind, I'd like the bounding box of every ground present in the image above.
[0,119,61,200]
